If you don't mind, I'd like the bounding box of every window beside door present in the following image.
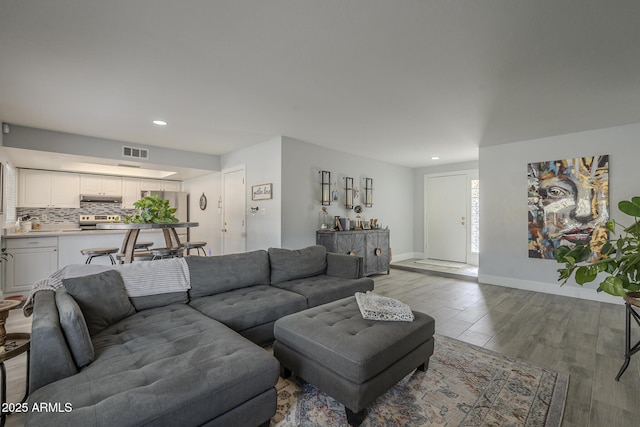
[471,179,479,253]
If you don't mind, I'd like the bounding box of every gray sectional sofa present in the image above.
[26,245,374,427]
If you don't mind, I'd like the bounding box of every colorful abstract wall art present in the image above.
[527,155,609,260]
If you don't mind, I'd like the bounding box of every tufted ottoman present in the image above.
[273,296,435,426]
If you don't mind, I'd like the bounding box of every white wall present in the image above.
[479,122,640,304]
[281,137,414,257]
[221,137,282,251]
[181,172,222,255]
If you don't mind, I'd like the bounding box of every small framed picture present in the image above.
[252,183,273,200]
[362,220,371,230]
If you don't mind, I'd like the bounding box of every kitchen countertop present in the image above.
[3,228,164,238]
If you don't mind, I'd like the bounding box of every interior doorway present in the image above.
[424,170,479,266]
[222,167,246,255]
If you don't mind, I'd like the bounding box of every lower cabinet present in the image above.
[317,229,390,276]
[2,237,58,294]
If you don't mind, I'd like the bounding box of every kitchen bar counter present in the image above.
[97,222,199,263]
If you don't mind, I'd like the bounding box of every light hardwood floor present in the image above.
[3,269,639,426]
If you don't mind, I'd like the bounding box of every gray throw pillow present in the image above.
[62,270,136,336]
[268,246,327,284]
[55,288,95,367]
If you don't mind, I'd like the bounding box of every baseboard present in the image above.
[478,274,623,305]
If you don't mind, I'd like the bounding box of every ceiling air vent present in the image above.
[122,145,149,160]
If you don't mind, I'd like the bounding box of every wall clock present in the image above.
[199,193,207,210]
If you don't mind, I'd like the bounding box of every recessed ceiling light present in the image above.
[431,156,440,160]
[153,120,167,126]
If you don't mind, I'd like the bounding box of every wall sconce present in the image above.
[364,177,373,207]
[344,177,354,209]
[320,171,331,205]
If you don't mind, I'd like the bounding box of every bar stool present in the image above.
[81,247,119,265]
[182,241,207,256]
[150,247,184,260]
[134,242,154,251]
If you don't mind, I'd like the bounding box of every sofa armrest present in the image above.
[29,290,78,393]
[326,253,364,279]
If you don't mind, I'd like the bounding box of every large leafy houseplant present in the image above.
[125,195,179,224]
[556,197,640,297]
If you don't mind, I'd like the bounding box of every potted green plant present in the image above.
[125,195,179,224]
[556,197,640,297]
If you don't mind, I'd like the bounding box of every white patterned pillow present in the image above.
[355,291,414,322]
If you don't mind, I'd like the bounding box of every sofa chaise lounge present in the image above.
[25,245,374,427]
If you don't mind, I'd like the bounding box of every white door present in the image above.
[222,168,246,254]
[425,174,468,263]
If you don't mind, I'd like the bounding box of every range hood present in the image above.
[80,195,123,203]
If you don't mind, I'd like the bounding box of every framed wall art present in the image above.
[251,183,272,201]
[527,154,609,260]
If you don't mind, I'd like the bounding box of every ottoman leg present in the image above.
[345,407,367,427]
[417,357,430,372]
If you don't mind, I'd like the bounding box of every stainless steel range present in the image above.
[79,214,123,230]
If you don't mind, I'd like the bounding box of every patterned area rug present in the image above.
[271,335,568,426]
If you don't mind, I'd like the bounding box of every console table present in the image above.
[96,222,199,263]
[316,229,390,276]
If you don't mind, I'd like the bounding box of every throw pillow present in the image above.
[268,246,327,285]
[55,288,95,367]
[62,269,136,336]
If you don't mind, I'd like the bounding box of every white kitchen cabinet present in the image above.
[80,174,122,196]
[140,179,162,192]
[2,237,58,294]
[162,181,181,191]
[18,169,80,208]
[122,177,141,208]
[140,179,181,192]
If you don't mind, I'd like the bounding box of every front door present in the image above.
[425,174,468,263]
[222,167,246,254]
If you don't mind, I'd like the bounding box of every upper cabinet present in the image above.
[19,169,80,208]
[140,179,181,192]
[162,181,181,192]
[17,170,182,209]
[122,177,141,209]
[80,174,122,196]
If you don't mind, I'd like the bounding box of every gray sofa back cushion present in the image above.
[186,251,270,298]
[62,270,136,336]
[55,289,94,368]
[268,246,327,285]
[129,291,189,311]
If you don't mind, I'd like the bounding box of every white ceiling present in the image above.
[1,0,640,169]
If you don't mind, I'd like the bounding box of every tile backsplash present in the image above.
[17,202,136,225]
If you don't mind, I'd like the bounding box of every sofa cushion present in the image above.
[268,245,327,285]
[189,285,307,332]
[26,304,280,427]
[62,270,136,336]
[186,251,270,298]
[54,289,94,368]
[129,291,188,311]
[272,275,374,307]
